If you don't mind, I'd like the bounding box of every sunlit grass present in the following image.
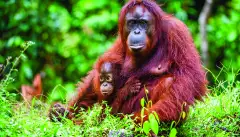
[1,79,238,137]
[0,101,134,137]
[179,73,240,136]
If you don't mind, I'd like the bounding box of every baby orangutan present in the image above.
[98,62,142,113]
[49,62,123,123]
[98,62,141,100]
[95,61,122,103]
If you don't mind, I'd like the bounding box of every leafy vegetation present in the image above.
[0,0,240,136]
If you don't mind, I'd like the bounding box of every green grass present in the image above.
[0,80,238,137]
[179,80,240,136]
[0,101,134,137]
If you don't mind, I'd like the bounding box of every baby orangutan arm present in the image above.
[111,77,141,114]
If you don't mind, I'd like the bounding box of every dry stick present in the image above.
[199,0,214,67]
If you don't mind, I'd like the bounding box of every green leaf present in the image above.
[143,121,151,135]
[149,113,155,122]
[169,128,177,137]
[140,98,145,107]
[227,30,237,42]
[149,113,159,135]
[170,121,176,129]
[21,63,33,79]
[152,111,160,123]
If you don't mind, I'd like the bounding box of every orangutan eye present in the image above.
[139,20,148,30]
[100,76,104,82]
[127,20,137,30]
[106,74,113,82]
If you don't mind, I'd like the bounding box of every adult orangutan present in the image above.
[49,0,207,123]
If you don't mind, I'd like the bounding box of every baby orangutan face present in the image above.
[100,62,115,96]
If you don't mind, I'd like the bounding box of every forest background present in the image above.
[0,0,239,102]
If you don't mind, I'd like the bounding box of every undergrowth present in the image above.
[0,101,133,137]
[178,71,240,137]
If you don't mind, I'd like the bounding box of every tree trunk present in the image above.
[199,0,214,67]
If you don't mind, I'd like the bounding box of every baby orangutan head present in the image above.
[100,62,115,96]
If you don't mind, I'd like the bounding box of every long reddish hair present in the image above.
[119,0,207,101]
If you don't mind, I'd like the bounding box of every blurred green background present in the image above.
[0,0,239,102]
